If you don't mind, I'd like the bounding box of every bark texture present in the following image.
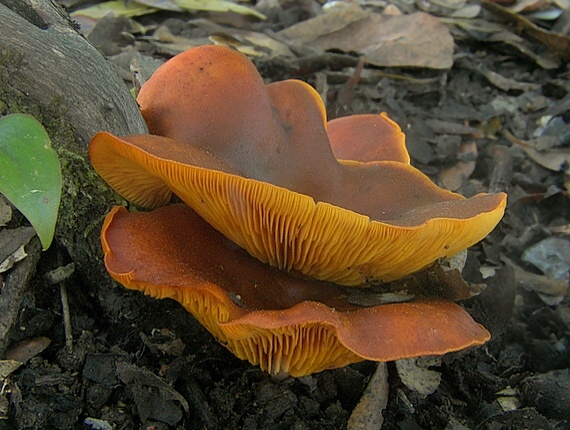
[0,0,148,318]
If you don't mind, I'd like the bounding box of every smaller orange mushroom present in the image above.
[102,203,490,377]
[327,113,410,164]
[90,45,507,286]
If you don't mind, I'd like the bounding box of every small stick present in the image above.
[46,260,75,353]
[59,282,73,353]
[333,56,366,117]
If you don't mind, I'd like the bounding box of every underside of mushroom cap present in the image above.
[89,45,507,285]
[90,131,506,284]
[101,204,491,377]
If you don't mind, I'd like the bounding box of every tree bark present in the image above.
[0,0,149,318]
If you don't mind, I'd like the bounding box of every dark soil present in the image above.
[1,1,569,429]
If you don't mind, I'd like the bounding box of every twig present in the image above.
[46,261,75,353]
[59,282,73,353]
[332,56,366,118]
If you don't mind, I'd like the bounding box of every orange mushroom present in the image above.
[328,113,410,164]
[101,203,491,377]
[89,45,507,286]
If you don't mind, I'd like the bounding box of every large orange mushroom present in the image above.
[90,45,506,286]
[101,203,491,377]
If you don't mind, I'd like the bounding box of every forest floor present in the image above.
[0,0,569,429]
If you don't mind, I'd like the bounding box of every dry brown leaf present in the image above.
[395,357,442,396]
[486,31,560,69]
[484,1,570,61]
[0,360,22,379]
[279,5,454,69]
[522,147,570,173]
[478,67,540,91]
[209,31,294,58]
[450,4,481,18]
[348,363,389,430]
[509,0,549,13]
[426,119,483,136]
[279,3,369,44]
[4,337,51,364]
[445,17,560,68]
[135,0,183,11]
[137,0,266,19]
[439,141,478,191]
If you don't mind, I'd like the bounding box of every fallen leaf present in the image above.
[0,226,35,273]
[4,337,51,363]
[431,0,468,10]
[528,8,564,20]
[209,34,265,56]
[533,115,570,149]
[491,32,560,69]
[173,0,266,19]
[444,17,560,68]
[280,3,369,43]
[116,361,189,412]
[83,418,114,430]
[426,119,483,136]
[522,237,570,281]
[439,141,478,191]
[496,386,521,412]
[395,357,442,396]
[346,256,484,307]
[512,264,568,305]
[152,25,205,55]
[279,4,454,69]
[508,0,548,13]
[0,360,22,379]
[450,4,481,18]
[348,363,389,430]
[212,30,294,58]
[459,57,540,91]
[135,0,184,12]
[479,67,540,92]
[0,244,27,273]
[484,1,570,61]
[70,1,157,20]
[522,146,570,174]
[551,224,570,235]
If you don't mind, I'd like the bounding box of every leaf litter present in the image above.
[2,0,570,429]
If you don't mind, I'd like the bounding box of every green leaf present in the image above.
[0,114,62,250]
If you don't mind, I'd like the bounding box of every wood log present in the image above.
[0,0,148,319]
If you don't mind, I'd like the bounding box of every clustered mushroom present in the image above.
[90,45,507,377]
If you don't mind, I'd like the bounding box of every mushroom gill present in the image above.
[101,204,491,377]
[90,45,506,286]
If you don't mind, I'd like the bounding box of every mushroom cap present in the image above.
[89,45,507,285]
[101,203,491,377]
[328,112,410,164]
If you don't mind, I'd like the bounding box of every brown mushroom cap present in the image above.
[102,203,491,377]
[328,113,410,164]
[89,45,507,285]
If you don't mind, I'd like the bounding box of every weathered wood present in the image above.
[0,0,148,319]
[0,0,147,145]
